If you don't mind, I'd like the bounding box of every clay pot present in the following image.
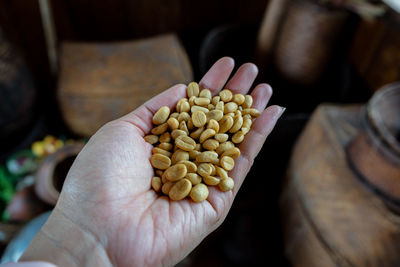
[348,82,400,205]
[5,186,50,222]
[34,144,84,205]
[273,0,350,85]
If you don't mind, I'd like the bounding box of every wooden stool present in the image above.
[57,34,193,137]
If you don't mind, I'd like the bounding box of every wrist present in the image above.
[20,208,112,266]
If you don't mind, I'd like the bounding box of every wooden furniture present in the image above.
[281,104,400,266]
[57,33,193,137]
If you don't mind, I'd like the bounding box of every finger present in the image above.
[232,105,284,194]
[251,83,273,111]
[225,63,258,94]
[199,57,235,95]
[119,84,187,135]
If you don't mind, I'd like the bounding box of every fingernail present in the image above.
[279,106,286,117]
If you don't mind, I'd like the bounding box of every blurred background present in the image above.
[1,0,400,266]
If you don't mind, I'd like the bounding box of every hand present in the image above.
[21,57,284,266]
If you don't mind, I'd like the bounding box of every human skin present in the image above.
[19,57,284,266]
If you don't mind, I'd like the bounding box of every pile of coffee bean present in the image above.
[144,82,260,202]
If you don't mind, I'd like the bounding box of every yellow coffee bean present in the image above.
[190,183,209,202]
[159,132,171,143]
[219,89,232,102]
[220,156,235,171]
[152,106,170,125]
[151,122,168,135]
[165,163,187,181]
[241,127,250,135]
[216,166,229,179]
[190,127,204,140]
[152,147,172,157]
[196,151,219,164]
[218,115,234,133]
[216,141,234,155]
[212,95,220,106]
[202,139,219,151]
[232,131,245,144]
[192,110,207,127]
[229,114,243,133]
[214,133,228,143]
[151,177,162,192]
[221,147,241,159]
[176,99,187,113]
[175,135,196,151]
[242,116,252,129]
[224,102,238,114]
[215,101,224,111]
[199,89,212,99]
[194,97,211,106]
[219,177,234,192]
[162,181,175,195]
[170,112,179,119]
[178,160,197,173]
[155,170,163,177]
[199,129,216,143]
[197,163,213,177]
[187,119,194,130]
[188,95,196,106]
[178,111,191,122]
[144,135,158,144]
[169,179,192,200]
[189,150,201,161]
[210,163,216,176]
[191,105,209,114]
[161,173,168,184]
[243,95,253,108]
[186,173,202,185]
[179,101,191,113]
[179,121,189,134]
[207,119,219,133]
[242,108,260,117]
[171,149,189,164]
[203,175,221,186]
[171,129,187,139]
[232,94,245,105]
[150,153,171,170]
[187,82,200,97]
[194,143,202,151]
[167,117,179,130]
[206,110,224,122]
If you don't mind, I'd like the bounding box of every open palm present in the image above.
[21,57,283,267]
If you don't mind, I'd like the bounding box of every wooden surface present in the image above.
[58,34,193,137]
[282,104,400,266]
